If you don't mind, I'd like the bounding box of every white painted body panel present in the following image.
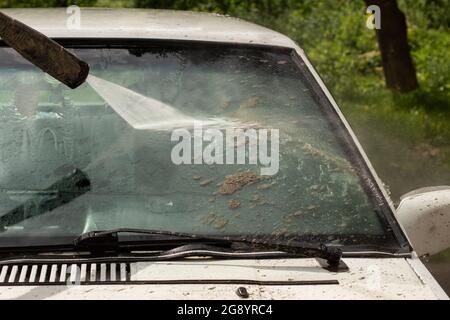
[0,258,447,300]
[0,8,296,47]
[396,188,450,256]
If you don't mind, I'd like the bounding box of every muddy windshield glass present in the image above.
[0,43,401,249]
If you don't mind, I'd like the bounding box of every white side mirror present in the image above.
[396,186,450,257]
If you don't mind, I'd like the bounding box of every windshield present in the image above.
[0,41,404,251]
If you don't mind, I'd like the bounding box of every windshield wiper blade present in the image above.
[0,169,91,231]
[73,228,343,267]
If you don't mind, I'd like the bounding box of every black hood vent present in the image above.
[0,263,131,286]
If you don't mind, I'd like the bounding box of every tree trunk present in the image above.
[365,0,418,93]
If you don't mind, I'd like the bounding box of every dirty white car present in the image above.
[0,8,449,300]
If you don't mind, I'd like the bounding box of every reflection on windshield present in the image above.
[0,45,396,248]
[0,168,90,230]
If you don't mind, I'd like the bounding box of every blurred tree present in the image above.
[365,0,418,93]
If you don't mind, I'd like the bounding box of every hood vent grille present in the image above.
[0,263,131,286]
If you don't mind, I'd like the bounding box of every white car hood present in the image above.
[0,257,447,300]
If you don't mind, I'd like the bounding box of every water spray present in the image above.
[0,11,253,131]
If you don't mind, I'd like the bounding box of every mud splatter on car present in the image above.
[219,171,260,195]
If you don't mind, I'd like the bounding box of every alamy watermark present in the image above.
[366,265,382,291]
[366,5,381,30]
[171,123,280,176]
[66,5,81,30]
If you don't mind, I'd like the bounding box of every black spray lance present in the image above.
[0,10,89,89]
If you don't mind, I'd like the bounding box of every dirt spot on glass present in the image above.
[257,183,274,191]
[200,212,229,230]
[240,96,259,109]
[221,100,231,109]
[219,171,260,195]
[302,143,353,172]
[200,179,213,187]
[283,210,305,224]
[200,212,215,225]
[228,199,241,210]
[249,194,269,208]
[214,218,229,230]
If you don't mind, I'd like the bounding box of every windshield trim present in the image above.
[0,37,296,53]
[0,38,411,253]
[289,49,411,252]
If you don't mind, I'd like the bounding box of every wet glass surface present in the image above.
[0,45,400,248]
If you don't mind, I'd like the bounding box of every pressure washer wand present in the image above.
[0,11,89,89]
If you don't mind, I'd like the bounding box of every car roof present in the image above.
[0,8,298,48]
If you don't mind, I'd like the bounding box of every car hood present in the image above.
[0,256,447,300]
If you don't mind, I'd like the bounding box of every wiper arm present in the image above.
[73,228,343,267]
